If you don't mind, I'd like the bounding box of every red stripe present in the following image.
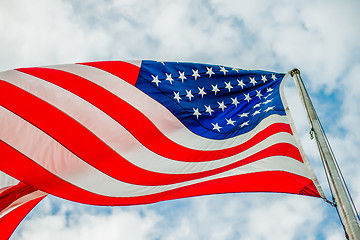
[0,195,45,240]
[0,140,320,209]
[79,61,140,85]
[16,67,296,163]
[0,81,302,186]
[0,182,37,212]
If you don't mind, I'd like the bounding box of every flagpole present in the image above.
[290,69,360,240]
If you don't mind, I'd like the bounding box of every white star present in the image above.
[244,93,252,103]
[252,110,261,116]
[198,87,207,98]
[217,101,227,111]
[173,91,181,103]
[255,89,263,99]
[271,74,277,81]
[185,89,194,101]
[264,93,273,99]
[239,112,249,118]
[226,118,236,126]
[253,103,261,109]
[193,108,201,119]
[206,67,215,78]
[240,121,249,128]
[178,71,186,82]
[165,73,174,84]
[205,105,214,115]
[267,87,273,92]
[262,99,273,105]
[261,75,268,83]
[212,123,222,132]
[211,84,220,95]
[237,79,246,89]
[231,97,240,107]
[232,67,239,72]
[249,77,257,86]
[224,81,233,92]
[219,66,228,75]
[265,106,275,112]
[192,69,200,80]
[151,75,161,86]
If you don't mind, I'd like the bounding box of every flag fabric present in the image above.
[0,172,46,240]
[0,60,324,237]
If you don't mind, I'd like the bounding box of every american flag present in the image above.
[0,60,323,237]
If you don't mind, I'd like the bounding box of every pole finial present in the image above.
[290,68,300,77]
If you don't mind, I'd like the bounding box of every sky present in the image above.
[1,0,360,239]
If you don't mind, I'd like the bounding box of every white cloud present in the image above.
[210,0,360,89]
[15,194,336,240]
[0,0,110,69]
[13,198,162,240]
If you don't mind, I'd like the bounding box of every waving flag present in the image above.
[0,60,323,237]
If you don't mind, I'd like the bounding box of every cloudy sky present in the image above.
[1,0,360,239]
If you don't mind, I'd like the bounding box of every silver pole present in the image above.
[290,69,360,240]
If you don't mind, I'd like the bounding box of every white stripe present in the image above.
[0,70,297,174]
[71,155,312,198]
[125,132,297,173]
[0,171,19,189]
[43,64,293,150]
[0,106,312,198]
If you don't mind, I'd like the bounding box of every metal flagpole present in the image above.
[290,69,360,240]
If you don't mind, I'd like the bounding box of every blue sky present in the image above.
[1,0,360,239]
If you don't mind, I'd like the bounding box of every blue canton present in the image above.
[136,60,286,140]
